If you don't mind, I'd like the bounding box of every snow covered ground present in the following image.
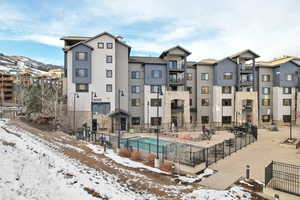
[0,120,255,200]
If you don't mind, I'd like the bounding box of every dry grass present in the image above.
[118,148,131,158]
[130,151,141,161]
[160,161,174,173]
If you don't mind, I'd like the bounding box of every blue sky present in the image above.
[1,0,300,65]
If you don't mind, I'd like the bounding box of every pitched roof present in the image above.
[129,56,167,64]
[66,41,94,51]
[159,45,191,58]
[229,49,260,59]
[195,59,218,65]
[256,56,300,67]
[64,32,131,51]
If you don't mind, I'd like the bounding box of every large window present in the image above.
[262,115,270,122]
[76,52,87,61]
[131,85,141,94]
[222,86,232,94]
[131,98,141,106]
[283,99,291,106]
[283,87,292,94]
[262,75,271,82]
[151,70,162,78]
[285,74,293,81]
[92,102,110,115]
[222,99,232,106]
[222,116,232,124]
[150,98,162,106]
[224,72,233,80]
[169,60,177,69]
[201,116,209,124]
[106,84,112,92]
[283,115,291,122]
[262,87,270,95]
[262,98,270,106]
[186,73,192,80]
[150,85,161,93]
[201,99,209,106]
[106,70,112,78]
[106,55,113,63]
[201,86,209,94]
[131,71,141,79]
[131,117,140,125]
[106,43,113,49]
[76,83,89,92]
[75,69,88,78]
[151,117,161,125]
[200,73,209,80]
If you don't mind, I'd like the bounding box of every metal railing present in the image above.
[265,161,300,196]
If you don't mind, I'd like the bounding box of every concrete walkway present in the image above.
[207,126,300,183]
[200,171,241,190]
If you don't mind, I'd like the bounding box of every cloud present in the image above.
[23,35,64,47]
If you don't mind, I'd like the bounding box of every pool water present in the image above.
[123,137,171,153]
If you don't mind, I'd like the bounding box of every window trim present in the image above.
[75,52,88,61]
[106,70,112,78]
[76,83,89,92]
[106,55,113,63]
[97,42,104,49]
[201,86,209,94]
[106,43,113,49]
[200,73,209,81]
[262,87,270,95]
[75,68,88,78]
[131,71,141,79]
[223,72,233,80]
[106,84,112,92]
[131,85,141,94]
[262,74,271,82]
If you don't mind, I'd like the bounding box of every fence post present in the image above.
[235,137,237,152]
[190,144,192,161]
[223,142,225,158]
[205,148,208,168]
[148,143,151,153]
[214,145,217,163]
[229,140,231,155]
[137,140,139,152]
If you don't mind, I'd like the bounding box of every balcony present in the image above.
[168,63,185,72]
[240,64,253,73]
[169,78,184,85]
[240,80,253,86]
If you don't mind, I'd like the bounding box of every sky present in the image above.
[0,0,300,66]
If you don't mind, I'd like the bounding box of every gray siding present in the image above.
[72,44,92,84]
[128,63,145,123]
[273,62,299,87]
[214,59,237,86]
[144,64,167,85]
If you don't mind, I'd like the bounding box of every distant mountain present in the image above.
[0,53,62,76]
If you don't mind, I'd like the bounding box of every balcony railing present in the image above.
[240,80,253,86]
[240,64,253,73]
[169,78,184,85]
[168,63,185,71]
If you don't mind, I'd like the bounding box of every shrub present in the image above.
[130,151,141,161]
[118,148,131,158]
[160,161,174,173]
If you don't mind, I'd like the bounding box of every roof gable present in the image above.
[66,41,94,51]
[159,45,191,58]
[229,49,260,59]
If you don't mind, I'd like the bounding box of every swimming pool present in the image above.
[122,137,171,153]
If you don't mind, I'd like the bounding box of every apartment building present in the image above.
[62,31,300,131]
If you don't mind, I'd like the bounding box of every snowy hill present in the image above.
[0,53,62,75]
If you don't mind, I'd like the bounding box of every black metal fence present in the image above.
[265,161,300,196]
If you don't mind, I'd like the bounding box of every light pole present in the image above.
[290,98,293,140]
[117,89,124,149]
[156,87,163,160]
[147,101,150,129]
[91,91,97,125]
[73,93,79,135]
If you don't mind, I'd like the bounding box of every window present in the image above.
[169,60,177,69]
[286,74,293,81]
[201,86,209,94]
[76,52,87,61]
[151,117,161,126]
[224,72,233,80]
[150,85,161,93]
[131,117,140,125]
[186,73,192,80]
[283,87,292,94]
[131,85,141,94]
[187,87,192,94]
[222,86,232,94]
[222,99,232,106]
[262,75,271,82]
[151,70,162,78]
[201,99,209,106]
[150,98,162,107]
[201,73,209,80]
[97,42,104,49]
[76,83,89,92]
[131,98,141,106]
[131,71,141,79]
[201,116,209,124]
[262,99,270,106]
[106,84,112,92]
[222,116,232,124]
[75,69,88,78]
[262,87,270,95]
[283,115,291,122]
[106,55,112,63]
[262,115,270,122]
[283,99,291,106]
[92,102,110,114]
[106,70,112,78]
[189,99,192,106]
[106,43,113,49]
